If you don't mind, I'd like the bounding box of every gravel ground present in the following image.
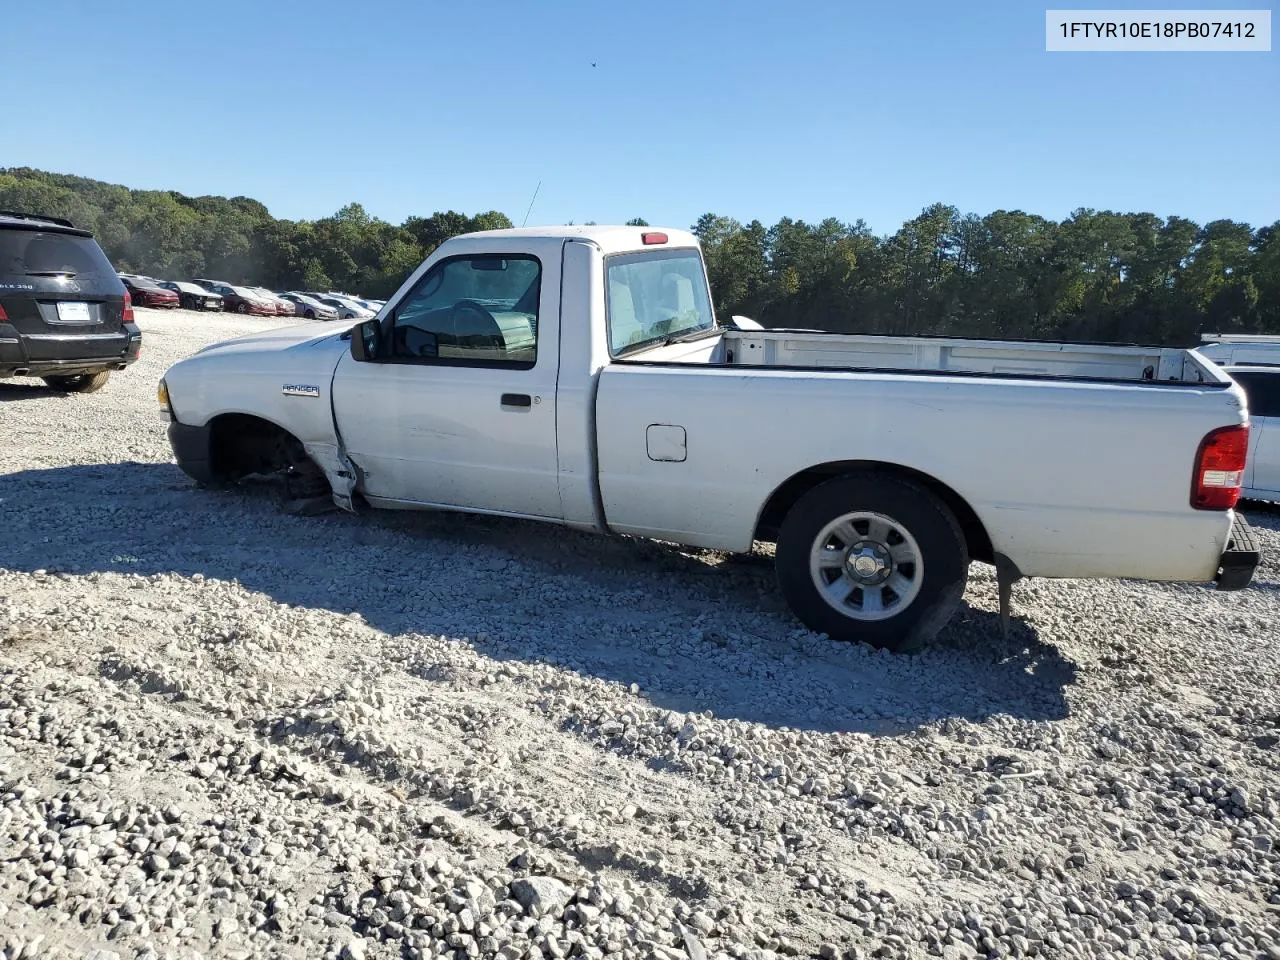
[1,307,1278,960]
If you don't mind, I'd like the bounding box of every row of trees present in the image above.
[694,207,1279,345]
[2,167,1276,345]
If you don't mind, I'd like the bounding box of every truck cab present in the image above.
[334,227,711,526]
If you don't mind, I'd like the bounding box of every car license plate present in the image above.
[56,301,92,323]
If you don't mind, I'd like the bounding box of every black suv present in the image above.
[0,211,142,393]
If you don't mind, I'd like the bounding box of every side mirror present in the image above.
[350,318,382,361]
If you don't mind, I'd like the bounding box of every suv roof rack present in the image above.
[0,210,77,228]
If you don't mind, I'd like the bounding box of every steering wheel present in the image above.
[452,299,498,326]
[452,299,504,348]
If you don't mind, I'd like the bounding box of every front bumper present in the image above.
[1215,514,1261,591]
[168,420,217,485]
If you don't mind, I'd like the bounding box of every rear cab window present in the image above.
[605,248,716,356]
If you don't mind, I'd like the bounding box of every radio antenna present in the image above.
[521,180,542,228]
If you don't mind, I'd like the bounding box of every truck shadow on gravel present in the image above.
[0,461,1077,735]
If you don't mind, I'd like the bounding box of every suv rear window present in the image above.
[0,229,118,282]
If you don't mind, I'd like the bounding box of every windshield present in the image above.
[605,249,715,356]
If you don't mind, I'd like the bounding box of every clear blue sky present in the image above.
[4,0,1276,234]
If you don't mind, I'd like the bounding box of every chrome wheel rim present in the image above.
[809,511,924,621]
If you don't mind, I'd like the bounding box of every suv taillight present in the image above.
[1191,424,1249,510]
[0,304,7,321]
[123,290,135,324]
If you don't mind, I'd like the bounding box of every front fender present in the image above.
[164,332,349,448]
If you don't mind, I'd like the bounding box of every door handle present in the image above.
[500,393,532,408]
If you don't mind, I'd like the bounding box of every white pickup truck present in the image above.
[158,226,1260,650]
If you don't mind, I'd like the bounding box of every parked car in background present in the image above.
[314,294,374,319]
[0,210,142,393]
[159,281,224,311]
[191,278,233,293]
[1222,366,1280,503]
[1198,334,1280,368]
[248,287,294,316]
[300,292,372,314]
[1196,336,1280,503]
[279,292,339,320]
[119,274,180,309]
[210,284,277,316]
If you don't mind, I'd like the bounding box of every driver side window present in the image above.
[389,254,541,368]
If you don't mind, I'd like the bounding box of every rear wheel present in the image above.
[775,473,968,652]
[43,371,111,394]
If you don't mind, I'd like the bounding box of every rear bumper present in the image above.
[168,420,218,484]
[1,357,133,378]
[0,329,141,378]
[1215,514,1261,591]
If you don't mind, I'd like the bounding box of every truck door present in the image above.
[331,248,563,519]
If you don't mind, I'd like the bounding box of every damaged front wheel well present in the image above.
[207,413,330,500]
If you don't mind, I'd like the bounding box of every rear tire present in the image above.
[43,371,111,394]
[775,473,968,652]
